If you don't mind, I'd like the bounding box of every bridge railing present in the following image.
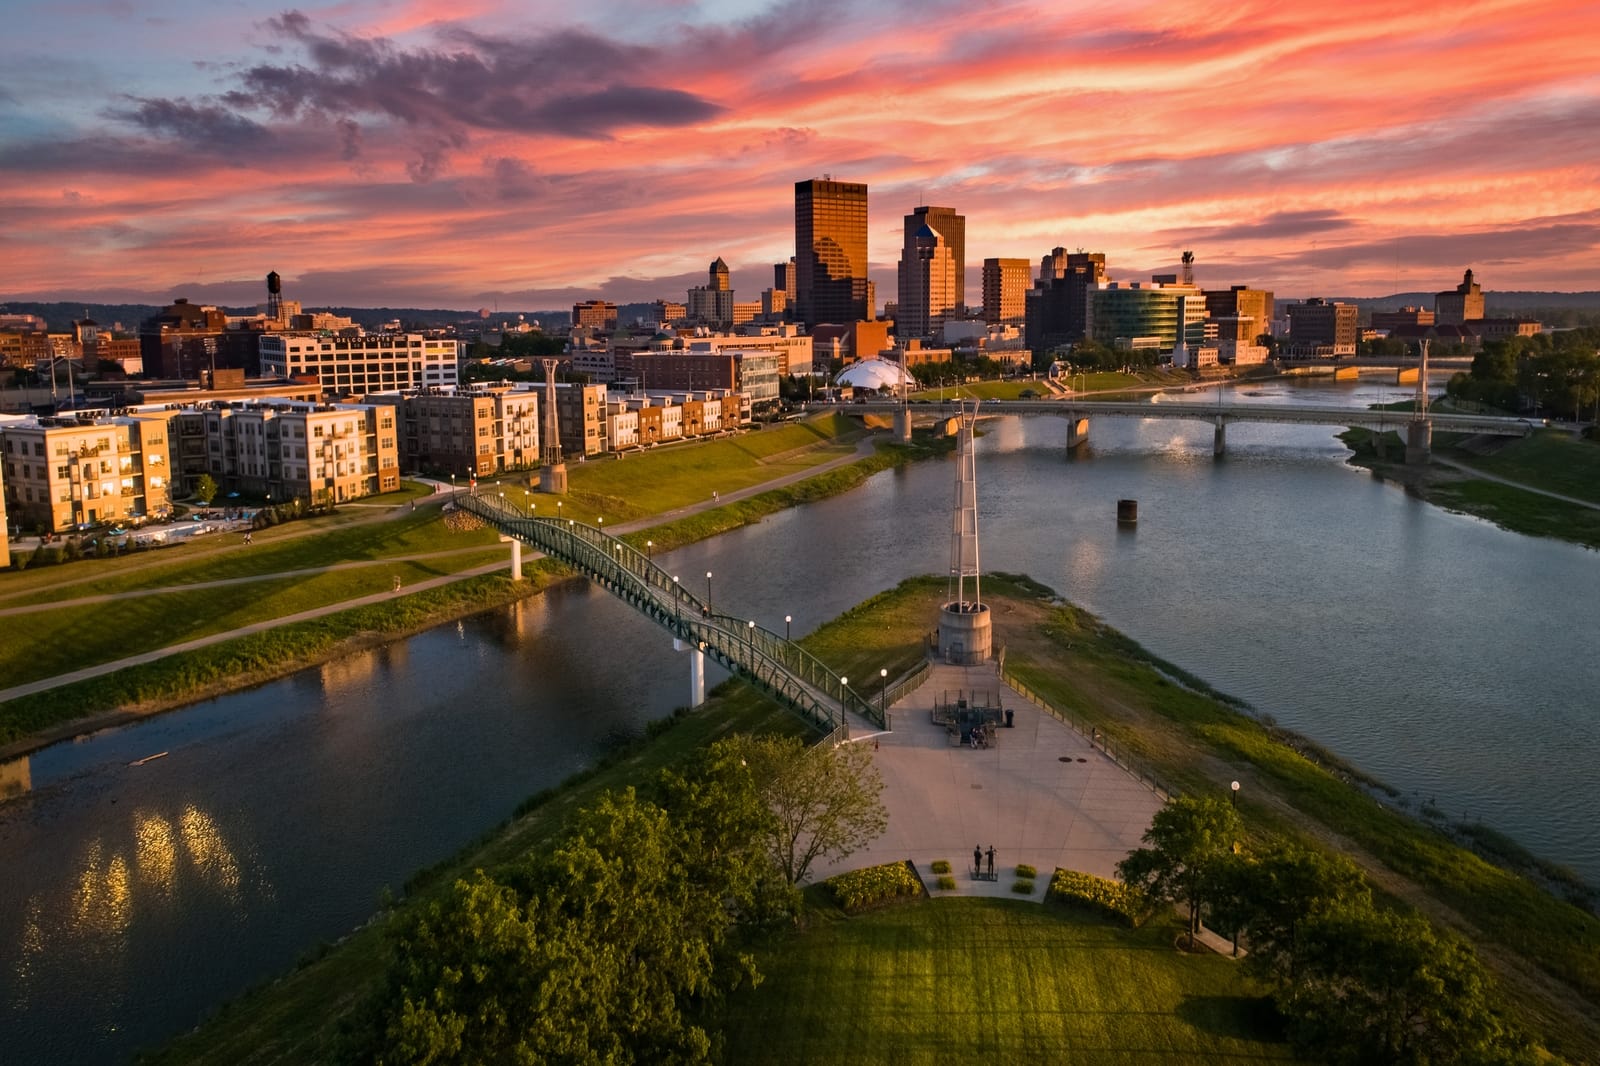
[454,493,873,730]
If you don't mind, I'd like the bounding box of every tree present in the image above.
[194,473,218,505]
[1284,905,1534,1066]
[1117,795,1240,946]
[1226,841,1370,981]
[726,734,888,885]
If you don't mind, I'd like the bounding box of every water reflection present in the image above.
[0,755,30,799]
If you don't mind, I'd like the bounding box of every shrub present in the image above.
[1048,868,1145,926]
[1011,878,1035,894]
[936,875,957,891]
[824,861,923,912]
[1015,863,1037,879]
[930,860,951,875]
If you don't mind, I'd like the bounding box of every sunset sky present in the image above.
[2,0,1597,311]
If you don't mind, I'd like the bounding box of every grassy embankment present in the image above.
[0,414,925,746]
[1341,424,1600,548]
[146,575,1294,1066]
[986,574,1600,1062]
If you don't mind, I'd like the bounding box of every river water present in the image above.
[3,377,1597,1063]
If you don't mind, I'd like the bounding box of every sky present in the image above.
[1,0,1597,312]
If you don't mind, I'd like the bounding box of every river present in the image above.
[2,376,1597,1063]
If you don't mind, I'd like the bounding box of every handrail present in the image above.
[453,493,882,731]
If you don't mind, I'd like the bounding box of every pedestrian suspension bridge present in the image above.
[454,491,883,735]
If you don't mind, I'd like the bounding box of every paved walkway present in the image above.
[818,662,1166,901]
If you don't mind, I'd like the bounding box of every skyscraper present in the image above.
[795,178,869,328]
[904,206,965,312]
[1024,248,1106,355]
[983,258,1031,325]
[897,221,956,341]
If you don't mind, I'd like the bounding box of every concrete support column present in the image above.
[540,462,568,494]
[1373,429,1388,459]
[1405,420,1432,465]
[674,637,707,707]
[1066,416,1090,450]
[894,406,913,442]
[1213,418,1226,458]
[510,538,523,580]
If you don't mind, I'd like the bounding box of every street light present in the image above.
[880,667,889,718]
[646,539,653,562]
[450,474,456,495]
[785,614,792,641]
[748,619,756,653]
[840,675,848,702]
[1230,780,1240,808]
[524,489,530,515]
[705,570,713,611]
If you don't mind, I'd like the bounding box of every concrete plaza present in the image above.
[821,661,1165,901]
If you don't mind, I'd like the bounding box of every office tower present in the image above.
[572,300,619,330]
[687,257,735,328]
[1202,285,1274,342]
[1286,298,1359,356]
[983,258,1031,325]
[905,206,965,312]
[1024,248,1106,353]
[897,220,957,341]
[794,178,869,327]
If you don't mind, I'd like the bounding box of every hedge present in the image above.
[1047,868,1146,926]
[824,861,924,912]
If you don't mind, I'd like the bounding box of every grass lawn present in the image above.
[722,899,1296,1065]
[1,508,500,606]
[0,543,508,690]
[1426,478,1600,549]
[1440,429,1600,505]
[918,380,1048,401]
[550,413,862,520]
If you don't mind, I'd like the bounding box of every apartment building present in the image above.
[397,386,540,477]
[0,412,174,533]
[184,402,400,504]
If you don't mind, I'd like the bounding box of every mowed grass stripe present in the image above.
[723,899,1297,1064]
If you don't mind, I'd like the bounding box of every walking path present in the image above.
[820,662,1165,898]
[1432,456,1600,511]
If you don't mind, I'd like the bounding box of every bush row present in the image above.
[1048,868,1145,926]
[824,861,924,912]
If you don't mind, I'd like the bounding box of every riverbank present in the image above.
[0,419,946,755]
[1339,426,1600,549]
[145,573,1600,1064]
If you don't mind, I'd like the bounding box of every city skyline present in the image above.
[2,0,1598,309]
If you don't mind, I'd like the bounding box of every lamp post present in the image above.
[450,474,455,496]
[556,500,562,521]
[880,667,889,719]
[673,576,681,626]
[705,570,712,612]
[748,619,756,655]
[646,539,653,563]
[1230,780,1240,808]
[840,676,848,703]
[524,489,530,515]
[785,614,792,641]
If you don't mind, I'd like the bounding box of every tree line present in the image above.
[1447,327,1600,423]
[1118,796,1535,1065]
[345,735,885,1065]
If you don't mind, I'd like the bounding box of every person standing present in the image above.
[974,845,982,876]
[986,846,995,876]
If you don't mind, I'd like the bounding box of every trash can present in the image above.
[1005,709,1015,728]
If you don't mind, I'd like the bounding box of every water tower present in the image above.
[266,271,282,323]
[938,401,991,664]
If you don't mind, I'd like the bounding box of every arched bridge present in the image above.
[454,492,882,734]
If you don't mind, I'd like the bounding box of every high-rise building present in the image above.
[1435,269,1485,325]
[904,206,965,312]
[1087,281,1207,354]
[1202,286,1274,342]
[897,221,957,342]
[686,257,736,328]
[571,300,619,331]
[1286,298,1359,356]
[795,178,869,328]
[1025,249,1106,355]
[259,333,459,395]
[982,258,1032,325]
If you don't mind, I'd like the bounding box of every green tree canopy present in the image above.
[726,734,888,885]
[194,473,218,505]
[1117,795,1240,945]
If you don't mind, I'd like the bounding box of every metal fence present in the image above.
[999,666,1173,803]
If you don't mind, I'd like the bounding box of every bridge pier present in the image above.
[540,461,568,494]
[1213,418,1226,458]
[1395,367,1420,386]
[894,406,913,442]
[1405,420,1432,465]
[675,637,707,706]
[1066,416,1090,451]
[510,537,523,580]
